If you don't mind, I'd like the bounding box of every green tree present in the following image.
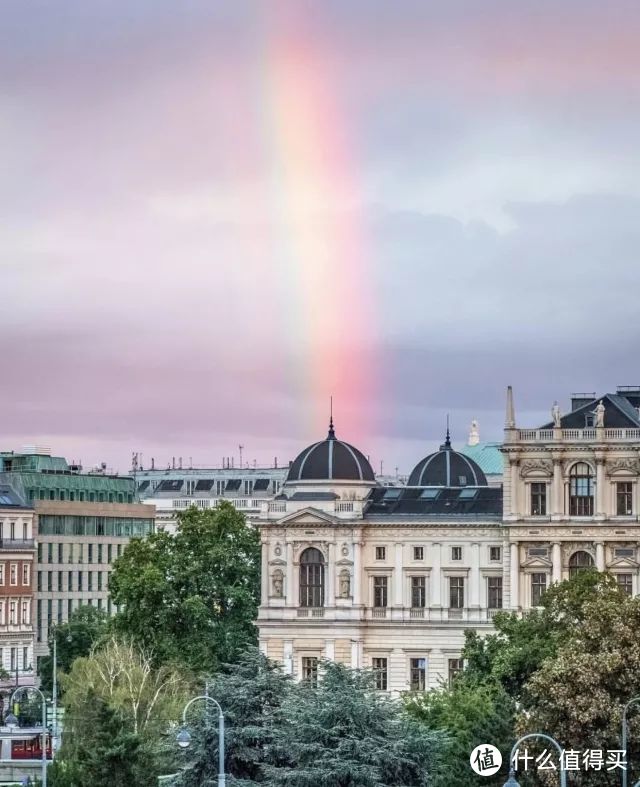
[406,679,515,787]
[265,661,443,786]
[110,502,260,674]
[39,605,109,693]
[177,649,291,786]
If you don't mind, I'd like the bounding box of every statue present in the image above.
[595,400,605,427]
[339,570,351,598]
[552,401,561,428]
[272,570,283,598]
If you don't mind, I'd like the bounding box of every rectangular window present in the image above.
[37,543,42,563]
[68,599,73,618]
[375,546,386,561]
[98,544,103,563]
[0,563,5,585]
[58,572,63,592]
[489,546,501,562]
[23,647,29,670]
[68,544,74,564]
[107,544,113,563]
[531,483,547,516]
[10,600,17,625]
[0,600,4,625]
[301,657,318,686]
[617,482,633,516]
[58,599,63,623]
[617,574,633,596]
[451,546,462,561]
[88,544,93,563]
[10,648,16,671]
[531,573,547,607]
[10,521,15,540]
[487,577,503,609]
[37,571,42,592]
[449,577,464,609]
[78,571,83,592]
[21,600,29,625]
[88,572,93,592]
[68,572,73,592]
[98,572,103,591]
[410,657,426,691]
[372,657,388,690]
[47,543,53,562]
[373,576,388,608]
[413,546,424,561]
[411,576,426,608]
[78,545,83,563]
[47,571,52,591]
[448,658,464,685]
[58,544,63,563]
[10,564,18,585]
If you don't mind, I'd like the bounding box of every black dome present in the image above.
[408,432,487,487]
[286,420,375,483]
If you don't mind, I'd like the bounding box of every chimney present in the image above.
[570,392,596,412]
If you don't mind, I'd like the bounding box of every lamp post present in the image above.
[177,695,225,787]
[5,686,48,787]
[622,697,640,787]
[503,733,566,787]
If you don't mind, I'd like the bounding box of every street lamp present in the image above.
[6,686,48,787]
[177,695,225,787]
[503,733,566,787]
[622,697,640,787]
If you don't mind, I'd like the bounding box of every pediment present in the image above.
[279,507,340,526]
[335,558,354,567]
[608,557,640,570]
[522,557,553,569]
[268,558,287,567]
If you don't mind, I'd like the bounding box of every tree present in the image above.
[406,679,515,787]
[265,661,443,786]
[39,605,109,693]
[110,502,260,675]
[176,649,291,786]
[52,637,190,787]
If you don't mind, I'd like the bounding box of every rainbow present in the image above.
[255,4,376,443]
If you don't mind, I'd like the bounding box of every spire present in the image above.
[328,396,335,439]
[440,414,452,450]
[505,385,516,429]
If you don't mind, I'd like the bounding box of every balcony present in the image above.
[409,608,425,619]
[515,428,640,442]
[0,540,34,551]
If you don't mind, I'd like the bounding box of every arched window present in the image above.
[299,547,324,607]
[569,463,594,516]
[569,550,595,578]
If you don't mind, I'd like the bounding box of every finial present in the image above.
[328,396,335,439]
[505,385,516,429]
[445,414,451,448]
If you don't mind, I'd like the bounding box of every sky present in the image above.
[2,0,640,475]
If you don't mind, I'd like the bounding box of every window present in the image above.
[47,543,53,562]
[299,548,324,608]
[0,563,4,585]
[88,572,93,591]
[98,572,103,591]
[21,564,30,586]
[531,483,547,516]
[68,599,73,618]
[413,546,424,561]
[10,521,15,540]
[21,600,29,624]
[0,600,4,625]
[411,576,426,608]
[617,574,633,596]
[10,601,17,625]
[98,544,103,563]
[531,573,547,606]
[68,544,74,564]
[410,658,426,691]
[372,657,388,690]
[617,482,633,516]
[23,647,29,670]
[375,546,386,560]
[47,571,52,591]
[448,658,464,684]
[449,577,464,609]
[78,571,83,591]
[37,571,42,592]
[373,576,388,607]
[451,547,462,561]
[569,463,594,516]
[58,544,63,563]
[569,550,595,578]
[301,657,318,686]
[487,577,503,609]
[489,546,501,562]
[10,564,17,586]
[57,599,63,623]
[23,522,28,540]
[37,543,42,563]
[10,648,16,671]
[68,572,73,591]
[88,544,93,563]
[108,545,113,563]
[58,572,63,592]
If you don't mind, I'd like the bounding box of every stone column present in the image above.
[324,639,335,661]
[353,541,362,606]
[431,543,441,607]
[510,459,519,518]
[327,542,335,607]
[260,541,269,605]
[595,458,606,519]
[394,542,403,606]
[510,543,519,609]
[596,542,605,572]
[285,542,295,607]
[351,639,361,669]
[552,459,563,518]
[283,640,293,675]
[552,542,562,583]
[470,542,481,607]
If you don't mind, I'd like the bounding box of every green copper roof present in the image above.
[459,442,504,476]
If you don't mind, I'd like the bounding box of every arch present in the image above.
[569,550,595,577]
[299,547,324,607]
[568,462,594,516]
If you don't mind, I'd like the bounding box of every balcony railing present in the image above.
[516,428,640,442]
[0,540,34,550]
[371,608,387,618]
[410,608,425,618]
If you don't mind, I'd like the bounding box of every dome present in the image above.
[408,430,487,487]
[286,419,375,483]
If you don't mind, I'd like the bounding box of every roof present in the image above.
[408,432,487,487]
[0,485,31,509]
[286,419,375,483]
[459,442,504,476]
[365,485,502,518]
[540,392,640,429]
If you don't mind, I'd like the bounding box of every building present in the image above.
[0,486,35,691]
[459,419,503,487]
[257,386,640,693]
[0,449,155,665]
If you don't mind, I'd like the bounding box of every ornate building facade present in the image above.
[257,387,640,694]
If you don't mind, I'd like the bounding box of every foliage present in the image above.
[406,679,515,786]
[176,649,291,787]
[265,660,443,786]
[39,604,109,694]
[51,637,191,787]
[110,502,260,675]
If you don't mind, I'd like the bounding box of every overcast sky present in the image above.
[2,1,640,475]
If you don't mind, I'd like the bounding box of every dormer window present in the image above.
[584,414,595,428]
